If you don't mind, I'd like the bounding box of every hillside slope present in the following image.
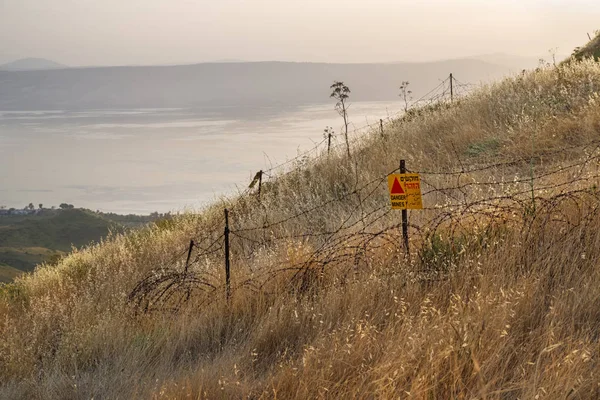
[0,58,67,71]
[0,209,117,252]
[573,32,600,61]
[0,209,121,281]
[0,265,22,283]
[1,59,600,399]
[0,209,159,282]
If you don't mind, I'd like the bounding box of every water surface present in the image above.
[0,102,404,214]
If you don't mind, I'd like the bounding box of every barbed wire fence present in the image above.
[128,74,600,314]
[258,73,466,179]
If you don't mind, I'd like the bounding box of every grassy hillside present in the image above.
[0,209,159,282]
[0,264,23,283]
[0,209,119,282]
[1,58,600,399]
[0,209,119,251]
[572,31,600,61]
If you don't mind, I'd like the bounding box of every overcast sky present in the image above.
[1,0,599,66]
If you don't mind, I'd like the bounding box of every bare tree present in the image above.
[330,81,351,158]
[399,81,413,113]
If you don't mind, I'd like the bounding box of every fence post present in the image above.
[224,209,231,302]
[400,160,410,255]
[249,170,263,199]
[184,239,194,274]
[450,73,454,102]
[328,132,332,155]
[257,170,263,200]
[380,119,384,138]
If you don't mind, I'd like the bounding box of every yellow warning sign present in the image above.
[387,174,423,209]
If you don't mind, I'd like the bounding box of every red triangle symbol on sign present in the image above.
[391,178,405,194]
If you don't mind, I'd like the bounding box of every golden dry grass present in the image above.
[1,59,600,399]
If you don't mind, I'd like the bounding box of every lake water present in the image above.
[0,102,405,214]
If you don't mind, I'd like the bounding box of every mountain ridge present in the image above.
[0,58,518,111]
[0,57,67,71]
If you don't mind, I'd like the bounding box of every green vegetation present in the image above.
[1,53,600,398]
[572,31,600,61]
[0,209,162,282]
[465,137,501,157]
[0,264,22,283]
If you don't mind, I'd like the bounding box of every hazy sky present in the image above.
[1,0,599,66]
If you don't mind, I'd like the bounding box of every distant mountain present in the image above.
[0,57,67,71]
[470,54,542,71]
[0,58,531,111]
[210,58,247,63]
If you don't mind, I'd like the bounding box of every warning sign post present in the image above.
[387,173,423,210]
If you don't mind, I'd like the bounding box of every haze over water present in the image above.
[0,102,404,214]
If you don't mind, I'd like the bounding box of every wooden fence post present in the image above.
[249,170,263,200]
[184,239,194,274]
[380,119,384,138]
[224,209,231,302]
[450,73,454,102]
[257,170,263,200]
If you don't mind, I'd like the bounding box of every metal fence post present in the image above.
[400,160,410,255]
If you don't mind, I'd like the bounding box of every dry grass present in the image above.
[572,31,600,61]
[1,59,600,399]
